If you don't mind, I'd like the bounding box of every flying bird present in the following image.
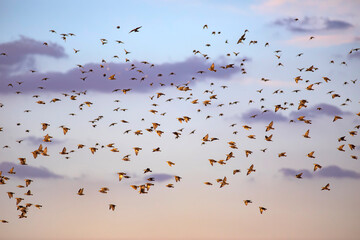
[129,26,142,33]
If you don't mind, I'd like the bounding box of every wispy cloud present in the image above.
[0,36,67,74]
[0,37,241,94]
[280,165,360,179]
[23,136,66,146]
[240,103,350,123]
[348,51,360,60]
[144,173,174,182]
[273,17,353,33]
[0,161,63,179]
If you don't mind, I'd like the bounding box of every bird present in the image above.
[265,135,273,142]
[41,123,50,131]
[18,158,27,165]
[307,151,315,158]
[266,121,274,132]
[321,183,330,191]
[303,129,310,138]
[108,74,116,80]
[247,164,255,175]
[59,147,68,155]
[166,161,175,167]
[35,204,42,209]
[16,198,24,205]
[89,147,98,154]
[314,164,322,171]
[337,145,345,152]
[259,207,267,214]
[117,172,127,181]
[109,204,116,211]
[25,179,33,187]
[133,147,142,156]
[99,187,109,194]
[219,176,229,188]
[237,32,246,44]
[208,159,217,166]
[295,173,303,179]
[333,116,343,122]
[243,125,252,130]
[208,63,216,72]
[8,167,16,174]
[129,26,142,33]
[245,150,253,157]
[244,200,252,206]
[7,192,14,199]
[24,190,33,196]
[144,168,152,174]
[77,188,84,195]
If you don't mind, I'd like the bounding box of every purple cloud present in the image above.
[280,165,360,179]
[23,136,66,146]
[289,103,351,120]
[348,51,360,60]
[318,165,360,178]
[273,17,353,33]
[0,36,67,74]
[240,108,288,123]
[0,161,63,179]
[279,168,313,178]
[144,173,174,182]
[1,56,240,94]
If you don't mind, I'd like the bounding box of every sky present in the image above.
[0,0,360,239]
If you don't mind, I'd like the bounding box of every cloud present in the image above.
[289,103,352,120]
[348,51,360,60]
[0,45,240,94]
[279,168,313,178]
[144,173,174,182]
[240,103,351,123]
[280,165,360,179]
[319,166,360,178]
[0,161,63,179]
[0,36,67,74]
[273,17,353,33]
[326,19,353,30]
[240,108,288,123]
[23,136,66,146]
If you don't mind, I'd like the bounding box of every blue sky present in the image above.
[0,0,360,239]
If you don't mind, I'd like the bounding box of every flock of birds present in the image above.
[0,21,359,223]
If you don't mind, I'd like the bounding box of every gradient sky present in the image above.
[1,0,360,239]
